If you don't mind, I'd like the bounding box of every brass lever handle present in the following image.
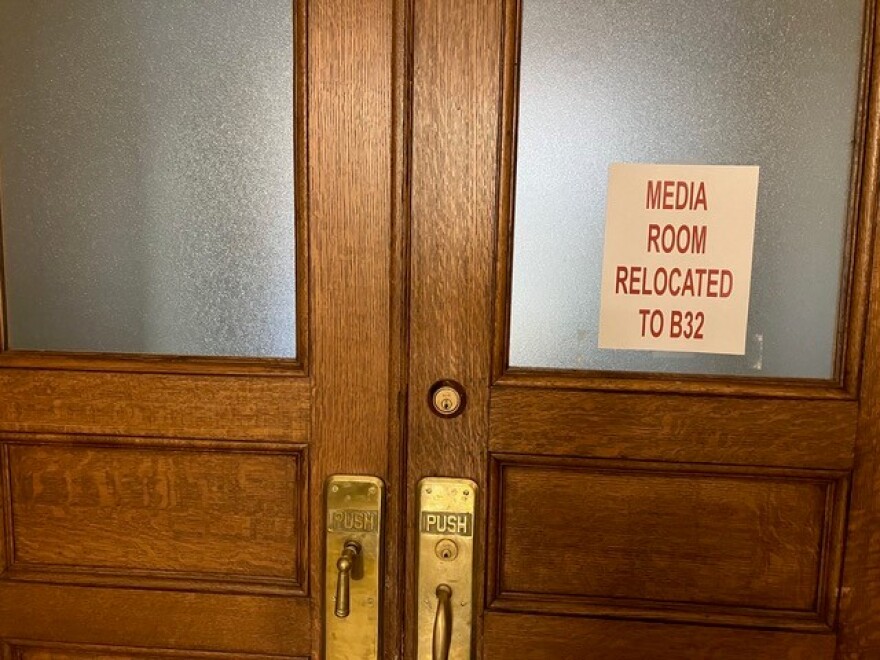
[334,541,361,618]
[432,584,453,660]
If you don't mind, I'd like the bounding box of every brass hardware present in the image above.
[325,476,384,659]
[417,477,476,659]
[334,541,361,618]
[428,380,466,418]
[435,539,459,561]
[433,584,453,660]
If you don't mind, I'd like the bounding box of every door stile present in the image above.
[838,3,880,657]
[406,0,503,657]
[307,0,397,656]
[838,130,880,658]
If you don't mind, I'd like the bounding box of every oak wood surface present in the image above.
[0,371,309,442]
[11,644,299,660]
[487,456,847,629]
[8,443,303,588]
[0,583,311,657]
[491,386,857,469]
[838,6,880,655]
[406,0,502,656]
[386,0,413,654]
[484,612,837,660]
[307,0,397,655]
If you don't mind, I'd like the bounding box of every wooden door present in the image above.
[405,0,880,658]
[5,1,880,659]
[0,2,404,659]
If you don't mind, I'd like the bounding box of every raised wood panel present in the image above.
[11,643,302,660]
[484,612,837,660]
[488,455,848,629]
[490,386,857,469]
[0,371,309,441]
[0,583,310,656]
[6,442,306,593]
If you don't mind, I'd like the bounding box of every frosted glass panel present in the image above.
[0,0,296,357]
[509,0,863,378]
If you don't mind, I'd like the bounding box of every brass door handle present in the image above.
[325,476,383,659]
[417,478,476,659]
[334,540,361,618]
[433,584,453,660]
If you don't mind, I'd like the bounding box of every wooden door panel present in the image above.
[0,371,310,441]
[490,387,857,468]
[4,440,306,594]
[6,643,301,660]
[487,455,847,630]
[0,583,310,657]
[0,433,311,654]
[483,613,836,660]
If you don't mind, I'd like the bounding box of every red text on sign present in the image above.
[647,223,707,254]
[615,266,733,298]
[646,180,708,211]
[638,309,705,340]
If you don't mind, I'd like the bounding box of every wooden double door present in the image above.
[2,1,880,658]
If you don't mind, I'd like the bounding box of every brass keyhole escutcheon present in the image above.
[428,380,466,418]
[435,538,459,562]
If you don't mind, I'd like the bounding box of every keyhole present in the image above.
[435,539,459,561]
[429,381,465,418]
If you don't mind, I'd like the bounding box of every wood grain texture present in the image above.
[407,0,502,656]
[0,353,304,376]
[489,0,520,387]
[839,3,880,653]
[498,369,855,399]
[484,612,836,660]
[0,583,310,657]
[839,652,880,660]
[7,443,304,591]
[11,643,300,660]
[0,370,309,441]
[1,444,9,576]
[838,0,880,399]
[491,386,857,469]
[487,456,847,630]
[384,0,413,655]
[307,0,396,655]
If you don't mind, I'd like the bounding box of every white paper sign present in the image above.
[598,163,759,355]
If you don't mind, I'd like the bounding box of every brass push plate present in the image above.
[325,475,384,660]
[417,477,477,660]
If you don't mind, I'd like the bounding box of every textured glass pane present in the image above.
[0,0,295,357]
[510,0,862,378]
